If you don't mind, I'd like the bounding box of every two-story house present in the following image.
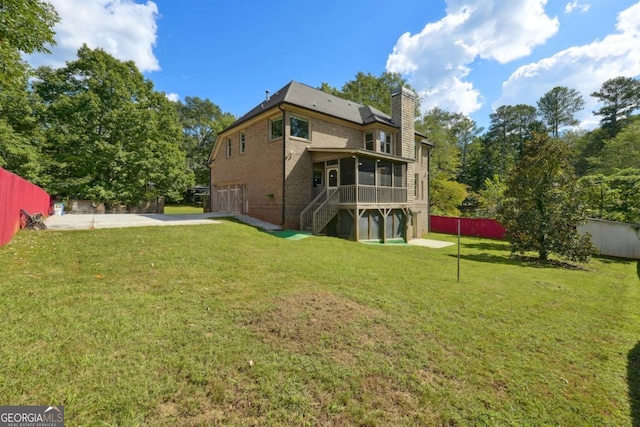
[208,81,432,243]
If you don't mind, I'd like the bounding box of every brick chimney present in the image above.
[391,86,417,202]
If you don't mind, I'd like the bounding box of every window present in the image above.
[290,116,310,140]
[226,137,232,157]
[414,174,419,197]
[415,142,419,160]
[313,164,324,187]
[380,131,393,154]
[377,161,392,187]
[393,163,405,188]
[365,132,374,151]
[240,131,246,153]
[270,117,283,140]
[340,157,355,185]
[358,158,376,186]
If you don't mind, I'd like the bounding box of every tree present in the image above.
[537,86,585,138]
[477,175,506,219]
[416,108,461,180]
[178,97,235,185]
[0,0,58,182]
[33,45,193,205]
[591,76,640,137]
[579,170,640,223]
[319,71,420,116]
[430,179,468,216]
[458,136,491,192]
[416,108,470,215]
[498,133,596,262]
[0,0,59,92]
[592,121,640,175]
[452,115,482,183]
[0,90,46,183]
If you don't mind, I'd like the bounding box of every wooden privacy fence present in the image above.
[0,167,51,246]
[430,215,506,239]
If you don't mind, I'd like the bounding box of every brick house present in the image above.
[208,81,432,242]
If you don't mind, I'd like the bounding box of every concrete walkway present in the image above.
[408,238,455,248]
[44,212,282,232]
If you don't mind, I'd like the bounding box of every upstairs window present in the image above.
[226,137,232,158]
[290,116,310,140]
[364,132,374,151]
[270,117,283,140]
[380,131,393,154]
[240,131,246,153]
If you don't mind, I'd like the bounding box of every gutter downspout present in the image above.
[279,105,286,227]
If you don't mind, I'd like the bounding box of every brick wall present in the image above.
[211,112,284,225]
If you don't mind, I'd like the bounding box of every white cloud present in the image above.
[565,0,591,14]
[386,0,558,115]
[496,1,640,129]
[165,93,180,102]
[25,0,160,72]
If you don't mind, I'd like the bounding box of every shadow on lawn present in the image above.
[637,260,640,280]
[451,253,587,270]
[462,241,509,252]
[630,342,640,427]
[449,253,520,267]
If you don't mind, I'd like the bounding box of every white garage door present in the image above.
[213,184,246,213]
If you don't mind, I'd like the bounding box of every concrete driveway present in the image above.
[44,213,225,230]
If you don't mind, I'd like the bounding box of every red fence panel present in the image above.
[0,168,51,246]
[430,215,506,240]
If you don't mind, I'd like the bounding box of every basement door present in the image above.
[214,184,246,213]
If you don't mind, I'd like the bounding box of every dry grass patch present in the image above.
[245,291,396,360]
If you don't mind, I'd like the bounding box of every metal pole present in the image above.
[457,219,461,282]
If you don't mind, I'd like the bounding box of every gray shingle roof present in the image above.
[225,81,396,132]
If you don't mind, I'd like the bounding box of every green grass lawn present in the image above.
[163,204,204,215]
[1,222,638,426]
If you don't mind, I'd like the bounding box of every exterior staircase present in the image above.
[299,188,339,235]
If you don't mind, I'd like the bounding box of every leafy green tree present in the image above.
[498,133,596,262]
[593,121,640,175]
[0,0,59,92]
[458,136,491,191]
[416,108,461,180]
[453,116,482,183]
[33,45,193,205]
[430,179,468,216]
[178,97,235,185]
[591,76,640,137]
[0,90,46,183]
[415,108,471,215]
[572,127,608,176]
[537,86,585,138]
[319,71,419,116]
[579,170,640,223]
[0,0,58,182]
[486,104,541,178]
[477,175,506,219]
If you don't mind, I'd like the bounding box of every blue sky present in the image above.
[27,0,640,130]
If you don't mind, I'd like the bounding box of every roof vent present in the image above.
[265,90,270,101]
